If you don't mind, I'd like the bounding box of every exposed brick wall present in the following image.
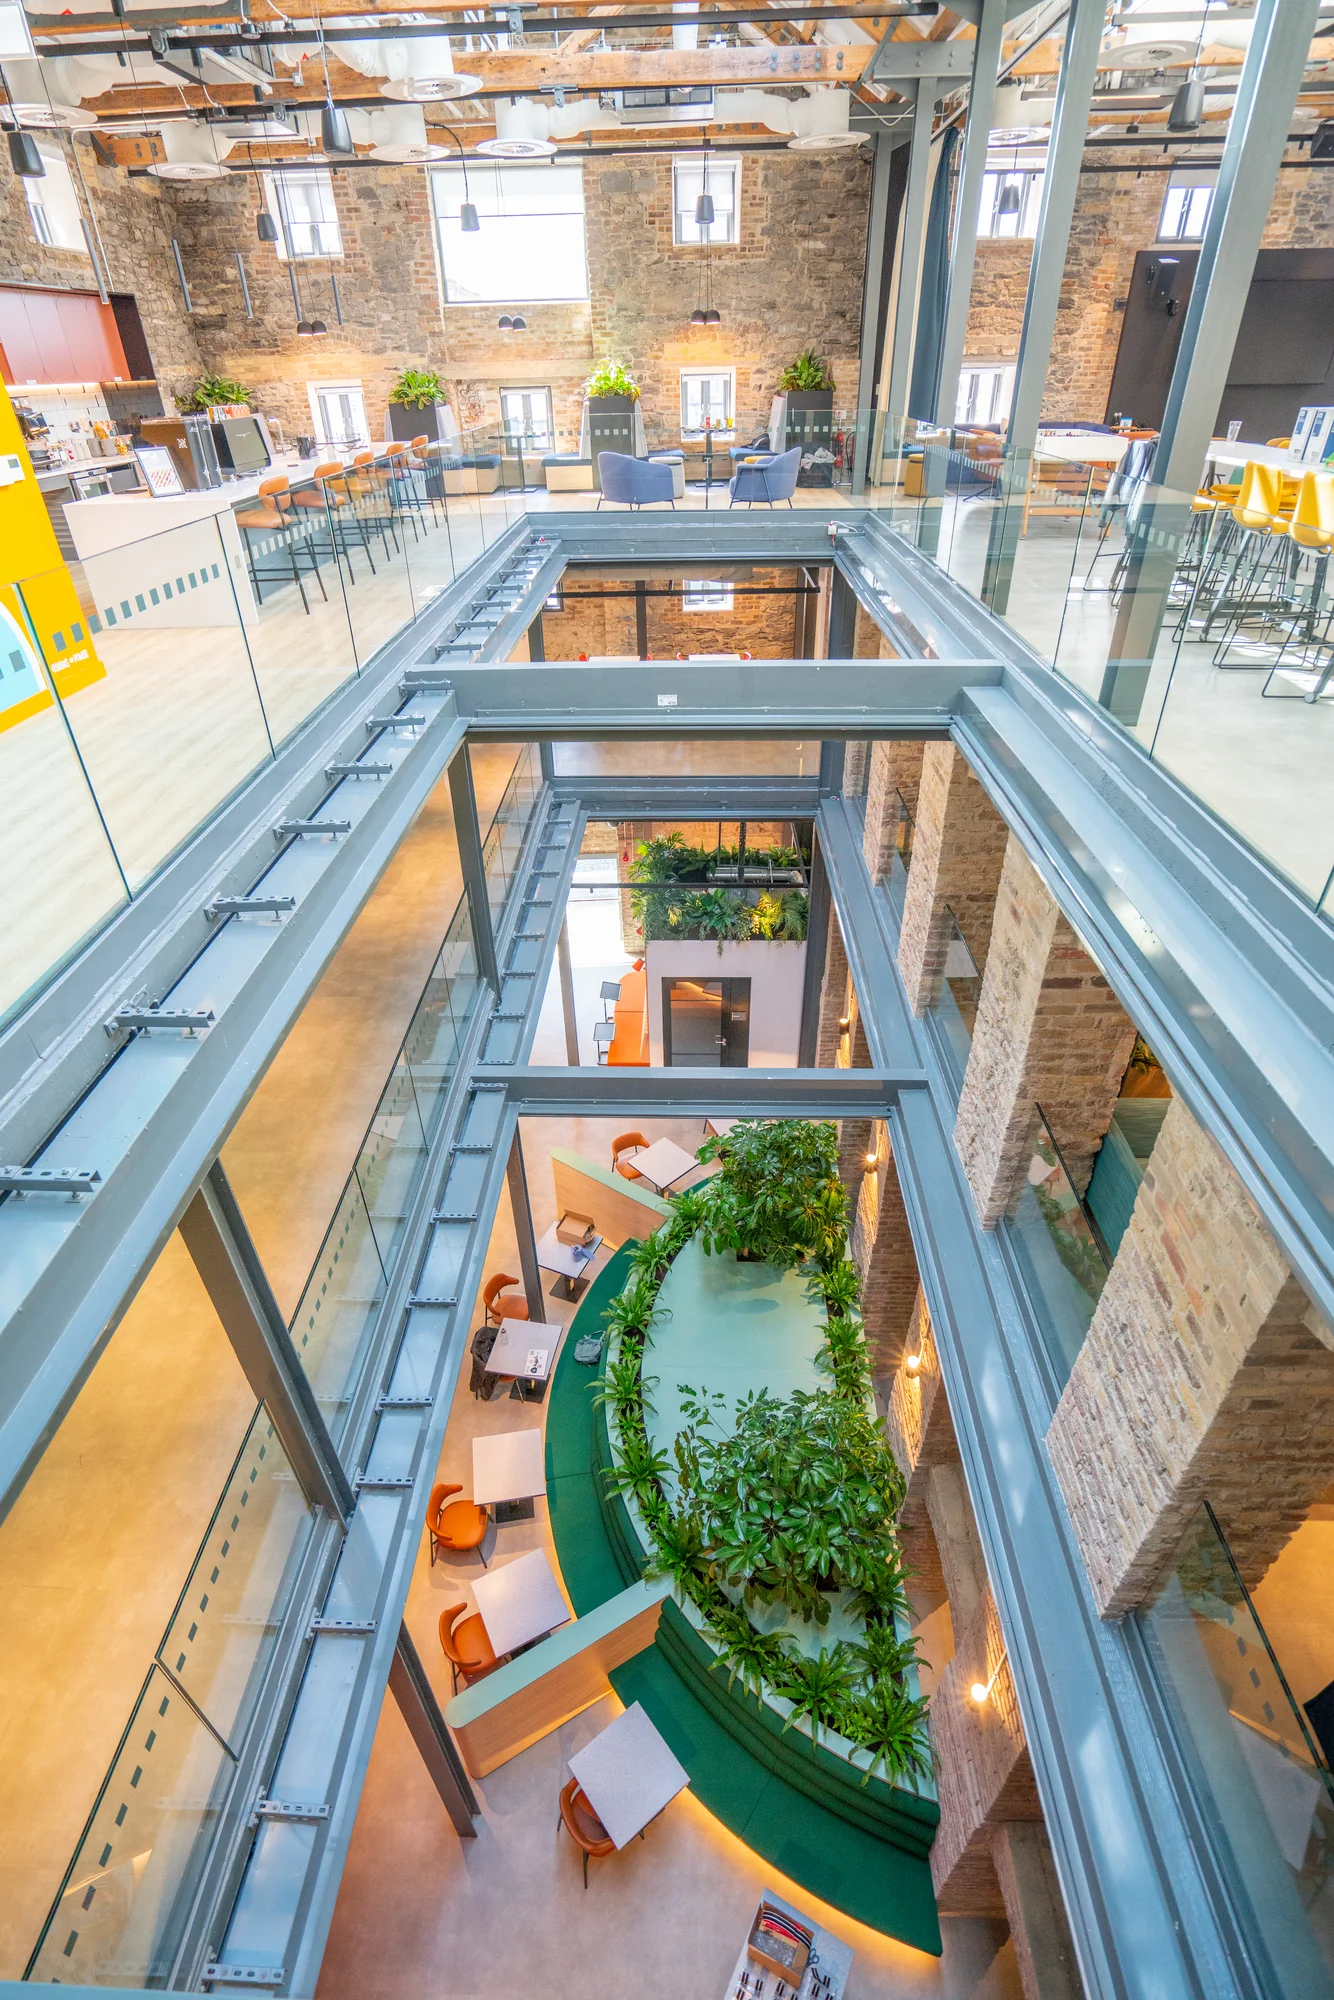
[851,1124,920,1379]
[815,903,850,1069]
[930,1587,1042,1915]
[540,569,805,659]
[1048,1095,1334,1615]
[897,743,1009,1016]
[955,833,1138,1226]
[864,739,925,882]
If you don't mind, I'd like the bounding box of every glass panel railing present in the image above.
[226,472,360,745]
[1005,1104,1111,1386]
[156,1408,315,1751]
[926,905,979,1095]
[401,890,480,1142]
[26,1663,234,1988]
[483,739,543,918]
[1140,1503,1334,1999]
[288,1169,387,1442]
[882,787,915,924]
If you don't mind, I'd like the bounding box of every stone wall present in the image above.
[897,743,1010,1017]
[540,568,807,659]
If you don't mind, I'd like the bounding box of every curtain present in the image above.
[908,125,959,424]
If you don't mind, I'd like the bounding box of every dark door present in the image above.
[663,977,751,1066]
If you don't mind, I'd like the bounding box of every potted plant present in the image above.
[777,350,836,484]
[387,367,451,442]
[175,372,251,414]
[584,359,640,489]
[584,358,640,412]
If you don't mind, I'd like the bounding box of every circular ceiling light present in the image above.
[3,101,100,131]
[147,159,229,180]
[382,75,483,101]
[474,133,556,157]
[1106,38,1195,71]
[370,140,453,162]
[788,129,866,151]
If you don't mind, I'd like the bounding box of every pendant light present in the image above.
[257,208,279,242]
[689,139,720,327]
[8,130,44,178]
[996,179,1021,218]
[312,5,354,156]
[444,124,480,229]
[1168,8,1207,134]
[694,144,714,226]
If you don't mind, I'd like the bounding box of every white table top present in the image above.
[628,1136,700,1192]
[471,1425,545,1504]
[536,1220,603,1278]
[1204,438,1313,475]
[1034,430,1131,465]
[705,1115,740,1138]
[473,1547,570,1656]
[489,1317,563,1382]
[567,1701,689,1849]
[63,454,345,556]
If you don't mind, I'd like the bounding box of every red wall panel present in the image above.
[0,288,128,385]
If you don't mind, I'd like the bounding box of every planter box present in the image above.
[387,400,450,443]
[784,388,834,485]
[588,394,638,489]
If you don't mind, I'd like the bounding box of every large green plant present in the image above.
[585,358,640,400]
[629,836,809,945]
[174,372,251,413]
[389,367,446,408]
[695,1117,847,1272]
[778,349,836,393]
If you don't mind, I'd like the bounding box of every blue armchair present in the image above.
[728,446,801,508]
[597,452,676,509]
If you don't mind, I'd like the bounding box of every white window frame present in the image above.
[673,155,740,246]
[500,385,555,447]
[23,139,89,254]
[429,163,589,304]
[682,580,734,612]
[264,168,343,260]
[307,379,367,450]
[1158,173,1216,243]
[977,161,1045,240]
[956,363,1014,429]
[680,367,735,435]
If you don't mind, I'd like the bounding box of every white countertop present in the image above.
[1204,438,1316,475]
[63,454,347,558]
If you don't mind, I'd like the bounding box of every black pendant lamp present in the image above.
[321,102,354,156]
[8,130,45,179]
[997,179,1021,218]
[257,208,279,242]
[1168,76,1204,132]
[444,125,480,230]
[694,188,714,226]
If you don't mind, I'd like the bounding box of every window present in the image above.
[1159,176,1215,242]
[680,369,734,434]
[977,164,1044,239]
[430,164,588,303]
[307,380,367,449]
[23,141,88,253]
[683,580,734,612]
[500,387,554,450]
[956,365,1014,429]
[264,169,342,259]
[673,156,740,245]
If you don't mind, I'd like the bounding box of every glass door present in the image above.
[663,977,750,1065]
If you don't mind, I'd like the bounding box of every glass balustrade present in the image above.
[925,906,980,1095]
[882,788,915,924]
[1004,1105,1112,1386]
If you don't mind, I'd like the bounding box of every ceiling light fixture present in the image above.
[442,124,481,231]
[257,208,279,242]
[996,180,1021,218]
[1167,76,1204,131]
[8,129,44,178]
[321,103,354,156]
[689,140,721,328]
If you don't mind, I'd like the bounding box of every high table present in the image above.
[567,1701,689,1848]
[473,1548,570,1656]
[472,1426,545,1523]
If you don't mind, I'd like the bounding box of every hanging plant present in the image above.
[585,358,640,400]
[389,367,446,408]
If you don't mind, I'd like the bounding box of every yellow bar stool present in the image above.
[1262,470,1334,701]
[1198,461,1296,659]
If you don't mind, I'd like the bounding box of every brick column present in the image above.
[1048,1096,1334,1615]
[954,834,1138,1227]
[897,744,1009,1016]
[850,1123,919,1379]
[863,741,925,881]
[815,905,850,1068]
[991,1824,1083,2000]
[930,1587,1042,1913]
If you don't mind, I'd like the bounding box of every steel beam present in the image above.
[1101,0,1323,719]
[448,744,501,995]
[494,1065,918,1118]
[550,776,823,819]
[180,1163,354,1525]
[933,0,1007,428]
[982,0,1106,613]
[883,82,935,433]
[505,1127,545,1321]
[556,916,580,1066]
[852,129,896,495]
[388,1623,479,1838]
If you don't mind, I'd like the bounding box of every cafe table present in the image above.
[628,1136,699,1194]
[472,1425,545,1523]
[473,1547,570,1657]
[488,1316,565,1403]
[567,1701,689,1849]
[535,1220,603,1302]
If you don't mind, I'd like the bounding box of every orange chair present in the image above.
[233,475,328,614]
[426,1482,488,1567]
[290,459,378,582]
[483,1271,529,1325]
[557,1778,616,1886]
[343,448,400,559]
[439,1601,501,1691]
[612,1132,648,1180]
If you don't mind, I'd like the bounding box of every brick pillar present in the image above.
[843,739,870,797]
[850,1123,919,1379]
[1048,1096,1334,1614]
[991,1824,1083,2000]
[897,744,1009,1016]
[863,740,925,881]
[954,835,1138,1227]
[815,905,850,1068]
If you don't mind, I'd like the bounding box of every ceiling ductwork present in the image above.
[472,85,864,153]
[296,28,481,102]
[146,118,230,178]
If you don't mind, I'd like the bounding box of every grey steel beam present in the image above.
[180,1162,355,1525]
[532,508,840,566]
[448,657,999,737]
[505,1127,545,1321]
[933,0,1007,428]
[852,128,896,495]
[551,776,823,819]
[818,798,1255,2000]
[826,567,859,658]
[883,81,935,432]
[556,917,580,1066]
[495,1065,916,1118]
[447,743,501,995]
[818,740,847,796]
[388,1623,478,1838]
[1101,0,1323,719]
[528,614,546,664]
[982,0,1106,613]
[797,833,832,1068]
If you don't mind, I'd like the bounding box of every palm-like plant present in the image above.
[780,1644,859,1744]
[841,1677,933,1786]
[704,1601,789,1698]
[592,1349,657,1415]
[604,1434,671,1508]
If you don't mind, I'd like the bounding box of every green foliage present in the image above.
[389,367,445,408]
[628,835,809,945]
[585,358,640,400]
[779,1644,859,1744]
[778,349,836,393]
[695,1117,848,1272]
[603,1431,671,1509]
[174,372,251,413]
[592,1348,657,1415]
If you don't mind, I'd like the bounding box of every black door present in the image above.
[663,977,751,1066]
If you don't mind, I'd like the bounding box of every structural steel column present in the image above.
[180,1161,354,1524]
[852,128,897,495]
[798,835,832,1067]
[933,0,1008,430]
[827,567,859,659]
[506,1127,545,1321]
[388,1622,479,1837]
[981,0,1105,614]
[528,614,546,663]
[883,83,935,433]
[556,915,580,1065]
[448,743,501,994]
[1100,0,1322,719]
